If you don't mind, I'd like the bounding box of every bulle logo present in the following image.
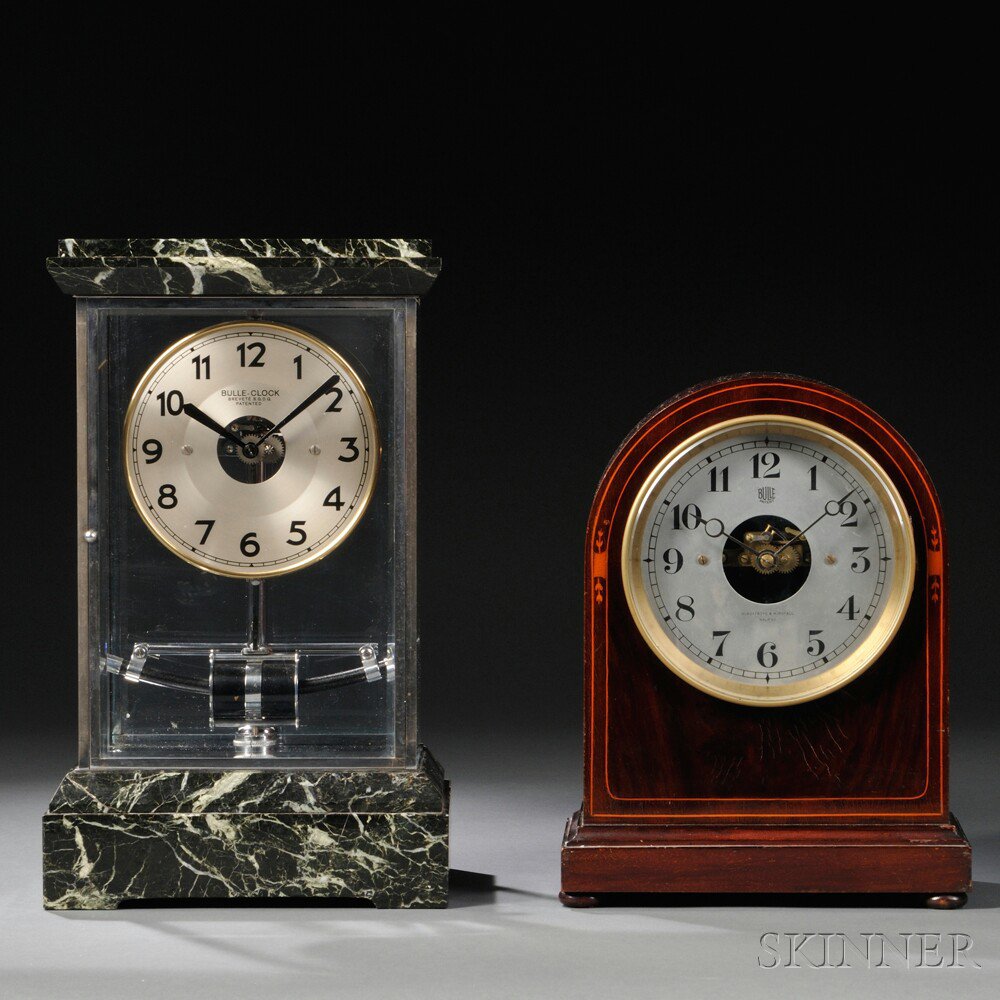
[758,932,979,970]
[220,388,280,408]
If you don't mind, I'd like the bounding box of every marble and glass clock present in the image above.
[561,374,971,908]
[43,238,449,909]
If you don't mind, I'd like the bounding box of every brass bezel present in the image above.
[621,414,916,707]
[123,320,381,579]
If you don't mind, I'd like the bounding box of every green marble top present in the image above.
[47,237,441,297]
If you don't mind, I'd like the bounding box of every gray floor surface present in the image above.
[2,728,996,999]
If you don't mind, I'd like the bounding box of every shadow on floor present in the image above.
[447,869,496,908]
[107,870,497,910]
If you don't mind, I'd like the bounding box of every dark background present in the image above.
[6,46,997,750]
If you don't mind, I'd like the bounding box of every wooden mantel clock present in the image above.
[561,373,972,908]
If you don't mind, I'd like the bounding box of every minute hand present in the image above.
[260,374,341,440]
[774,489,855,555]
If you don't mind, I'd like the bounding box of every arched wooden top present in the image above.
[587,373,943,571]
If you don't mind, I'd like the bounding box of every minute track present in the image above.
[646,437,887,679]
[622,413,914,705]
[124,322,379,578]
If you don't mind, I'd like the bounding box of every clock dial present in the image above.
[621,415,916,705]
[124,321,379,578]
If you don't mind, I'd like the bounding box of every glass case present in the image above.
[78,297,417,768]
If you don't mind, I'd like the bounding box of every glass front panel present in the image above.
[81,298,416,768]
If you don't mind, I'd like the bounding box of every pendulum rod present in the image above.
[246,579,268,652]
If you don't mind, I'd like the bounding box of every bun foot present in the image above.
[925,892,968,909]
[559,891,599,908]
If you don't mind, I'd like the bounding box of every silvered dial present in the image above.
[124,321,378,577]
[622,415,915,705]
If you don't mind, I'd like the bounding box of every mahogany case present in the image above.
[560,374,971,904]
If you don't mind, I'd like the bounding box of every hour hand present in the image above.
[181,403,256,457]
[697,515,757,554]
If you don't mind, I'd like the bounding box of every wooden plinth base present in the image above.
[561,809,971,906]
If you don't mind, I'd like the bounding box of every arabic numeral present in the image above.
[851,546,871,573]
[807,629,825,656]
[237,342,266,367]
[712,630,731,656]
[240,531,260,557]
[293,355,303,379]
[675,595,695,621]
[671,503,702,530]
[287,521,307,546]
[661,548,684,574]
[808,465,818,490]
[323,487,346,509]
[824,497,861,527]
[156,390,184,416]
[837,595,859,620]
[338,437,360,462]
[756,641,778,668]
[191,354,211,379]
[709,465,730,492]
[752,452,780,478]
[839,500,858,527]
[325,386,344,412]
[157,484,177,508]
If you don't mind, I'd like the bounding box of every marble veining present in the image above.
[49,748,446,815]
[47,237,441,297]
[58,237,433,259]
[43,749,449,909]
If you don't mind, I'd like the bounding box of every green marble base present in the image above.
[43,748,449,910]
